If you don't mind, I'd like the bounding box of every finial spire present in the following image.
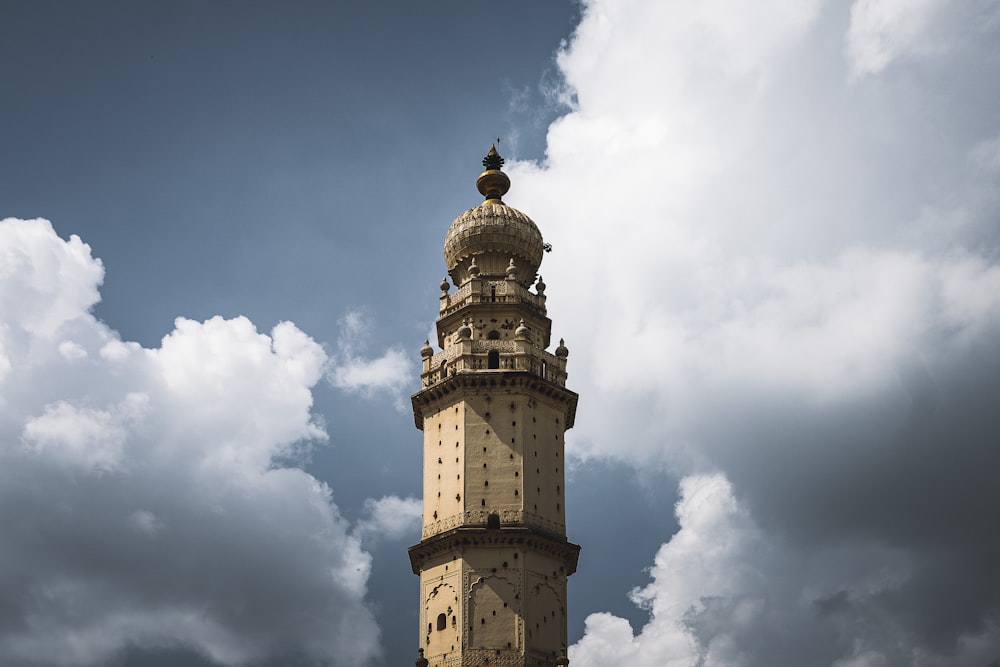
[483,143,504,171]
[476,143,511,203]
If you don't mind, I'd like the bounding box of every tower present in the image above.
[409,146,579,667]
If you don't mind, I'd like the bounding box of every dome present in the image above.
[443,144,545,286]
[443,202,544,285]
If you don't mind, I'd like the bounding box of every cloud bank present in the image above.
[0,218,381,666]
[510,0,1000,664]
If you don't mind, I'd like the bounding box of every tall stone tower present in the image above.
[409,146,580,667]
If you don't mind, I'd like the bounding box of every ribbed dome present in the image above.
[443,201,544,286]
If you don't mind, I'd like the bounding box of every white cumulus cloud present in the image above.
[326,310,414,410]
[353,495,423,544]
[0,217,381,666]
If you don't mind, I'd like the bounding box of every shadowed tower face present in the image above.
[409,146,579,667]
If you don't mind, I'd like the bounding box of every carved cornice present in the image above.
[412,371,578,431]
[408,526,581,576]
[422,651,558,667]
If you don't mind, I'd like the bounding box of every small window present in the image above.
[437,613,447,631]
[487,330,500,340]
[487,513,500,529]
[488,350,500,369]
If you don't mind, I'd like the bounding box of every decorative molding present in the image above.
[409,527,580,576]
[412,372,578,431]
[422,510,565,540]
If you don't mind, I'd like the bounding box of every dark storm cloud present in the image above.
[507,0,1000,664]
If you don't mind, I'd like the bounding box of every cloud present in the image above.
[353,495,423,544]
[845,0,945,78]
[508,0,1000,663]
[326,311,414,410]
[571,473,1000,667]
[0,218,380,666]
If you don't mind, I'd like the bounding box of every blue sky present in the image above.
[3,1,1000,666]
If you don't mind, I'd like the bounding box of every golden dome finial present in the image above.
[476,143,511,203]
[483,143,504,170]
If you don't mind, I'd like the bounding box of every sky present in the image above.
[2,1,1000,666]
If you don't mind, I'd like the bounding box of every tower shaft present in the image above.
[409,148,578,667]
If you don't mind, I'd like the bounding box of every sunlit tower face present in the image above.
[409,146,579,667]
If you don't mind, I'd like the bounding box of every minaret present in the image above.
[409,146,579,667]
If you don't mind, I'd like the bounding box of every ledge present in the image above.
[411,371,578,430]
[408,525,581,576]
